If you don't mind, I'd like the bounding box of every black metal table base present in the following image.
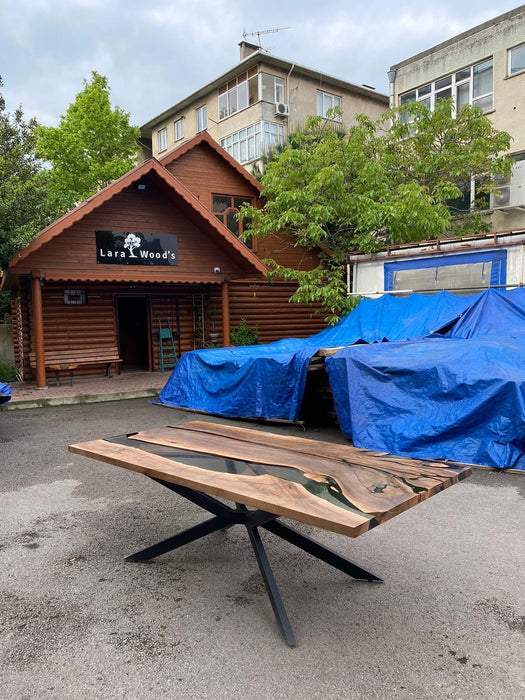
[125,477,383,647]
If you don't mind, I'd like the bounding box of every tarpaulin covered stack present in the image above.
[159,288,525,469]
[325,288,525,470]
[158,291,475,421]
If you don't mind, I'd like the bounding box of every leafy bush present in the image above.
[230,318,259,346]
[0,362,17,382]
[0,290,11,319]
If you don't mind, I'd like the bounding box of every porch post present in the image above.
[221,280,231,347]
[31,275,47,388]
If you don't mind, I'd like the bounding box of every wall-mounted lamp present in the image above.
[136,183,146,191]
[214,267,221,274]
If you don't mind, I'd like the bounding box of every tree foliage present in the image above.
[1,72,140,274]
[0,77,56,271]
[36,71,140,211]
[241,101,512,322]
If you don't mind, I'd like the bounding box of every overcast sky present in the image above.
[0,0,521,128]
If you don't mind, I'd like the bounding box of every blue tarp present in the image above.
[326,288,525,470]
[444,287,525,339]
[0,381,12,406]
[159,287,525,468]
[313,290,478,344]
[159,340,319,421]
[158,291,476,420]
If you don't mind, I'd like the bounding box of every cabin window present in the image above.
[64,289,87,305]
[212,195,253,247]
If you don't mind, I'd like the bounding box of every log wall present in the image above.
[165,144,257,210]
[12,279,326,381]
[228,281,325,344]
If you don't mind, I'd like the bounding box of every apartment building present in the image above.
[139,42,388,171]
[388,5,525,231]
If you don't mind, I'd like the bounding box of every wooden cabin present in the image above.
[5,133,325,387]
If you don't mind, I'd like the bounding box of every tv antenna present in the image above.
[242,26,291,49]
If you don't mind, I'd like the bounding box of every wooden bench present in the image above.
[30,348,123,386]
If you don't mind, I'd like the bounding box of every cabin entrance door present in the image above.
[117,296,151,371]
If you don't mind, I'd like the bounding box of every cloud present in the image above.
[282,4,514,91]
[1,0,521,126]
[140,0,241,42]
[298,8,495,56]
[0,0,106,46]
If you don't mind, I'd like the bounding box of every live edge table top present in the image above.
[69,420,471,539]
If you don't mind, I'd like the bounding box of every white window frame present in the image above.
[509,43,525,76]
[218,70,260,121]
[316,90,342,121]
[196,105,207,133]
[220,121,285,164]
[399,58,494,117]
[174,117,184,141]
[447,178,490,215]
[157,127,167,153]
[270,75,285,104]
[259,73,285,105]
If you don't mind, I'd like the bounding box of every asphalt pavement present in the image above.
[1,399,524,699]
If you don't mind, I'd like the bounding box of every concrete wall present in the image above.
[392,11,525,150]
[150,60,388,163]
[392,10,525,97]
[391,7,525,233]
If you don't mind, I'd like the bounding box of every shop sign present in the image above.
[96,231,178,266]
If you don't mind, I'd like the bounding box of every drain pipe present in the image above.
[286,64,295,111]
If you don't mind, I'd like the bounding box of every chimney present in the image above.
[239,41,260,61]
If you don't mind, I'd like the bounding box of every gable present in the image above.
[9,165,267,281]
[163,140,262,211]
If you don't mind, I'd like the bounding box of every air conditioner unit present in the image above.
[275,102,289,117]
[493,160,525,209]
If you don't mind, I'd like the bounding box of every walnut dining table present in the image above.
[69,420,471,647]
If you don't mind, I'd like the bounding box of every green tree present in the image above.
[241,101,512,322]
[36,71,140,211]
[0,77,55,272]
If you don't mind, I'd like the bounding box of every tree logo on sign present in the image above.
[124,232,141,258]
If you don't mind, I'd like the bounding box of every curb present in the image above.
[4,388,161,411]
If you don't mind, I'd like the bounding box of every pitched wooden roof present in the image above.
[9,157,267,277]
[159,131,263,193]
